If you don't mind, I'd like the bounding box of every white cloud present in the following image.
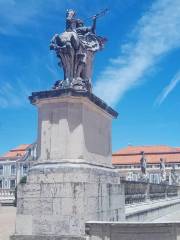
[155,70,180,106]
[0,81,30,108]
[0,0,66,36]
[94,0,180,106]
[0,1,38,35]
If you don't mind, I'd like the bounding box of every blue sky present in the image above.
[0,0,180,155]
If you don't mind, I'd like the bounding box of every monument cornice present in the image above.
[29,88,118,118]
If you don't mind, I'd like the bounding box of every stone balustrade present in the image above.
[0,188,15,204]
[86,222,180,240]
[123,180,179,204]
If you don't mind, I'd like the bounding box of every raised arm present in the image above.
[91,16,97,34]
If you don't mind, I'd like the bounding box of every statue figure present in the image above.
[160,158,166,182]
[50,9,107,92]
[171,164,179,185]
[140,151,148,181]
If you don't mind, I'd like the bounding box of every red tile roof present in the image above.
[0,144,30,160]
[112,145,180,165]
[10,144,30,151]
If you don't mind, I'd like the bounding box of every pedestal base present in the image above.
[12,163,124,238]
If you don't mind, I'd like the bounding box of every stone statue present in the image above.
[140,151,148,181]
[171,164,179,185]
[160,158,166,182]
[50,9,108,92]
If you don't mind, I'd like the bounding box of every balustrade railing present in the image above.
[0,188,15,204]
[123,180,179,204]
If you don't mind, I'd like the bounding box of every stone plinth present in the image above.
[14,164,124,238]
[31,89,117,168]
[12,89,124,240]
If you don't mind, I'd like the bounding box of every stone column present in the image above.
[11,89,125,240]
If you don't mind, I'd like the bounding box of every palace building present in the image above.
[0,143,37,204]
[112,145,180,184]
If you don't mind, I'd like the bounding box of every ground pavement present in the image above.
[0,206,16,240]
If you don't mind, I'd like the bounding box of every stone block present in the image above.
[14,164,124,237]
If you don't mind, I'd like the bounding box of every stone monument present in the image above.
[50,9,107,92]
[11,9,125,240]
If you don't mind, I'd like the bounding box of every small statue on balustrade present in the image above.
[160,158,166,183]
[171,164,179,185]
[140,151,148,182]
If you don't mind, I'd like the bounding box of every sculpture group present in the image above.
[50,9,107,91]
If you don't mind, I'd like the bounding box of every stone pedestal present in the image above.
[11,89,125,240]
[35,91,115,168]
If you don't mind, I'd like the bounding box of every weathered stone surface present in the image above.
[30,94,112,166]
[32,95,115,168]
[86,222,180,240]
[15,164,125,237]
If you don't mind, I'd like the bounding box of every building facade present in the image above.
[1,143,179,192]
[0,144,37,190]
[112,145,180,185]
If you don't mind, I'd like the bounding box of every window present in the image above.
[4,180,8,188]
[0,165,3,175]
[0,180,2,189]
[118,166,124,169]
[150,174,155,183]
[23,164,28,174]
[132,174,138,181]
[149,173,160,184]
[11,165,16,175]
[127,172,133,180]
[10,179,15,189]
[28,148,31,156]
